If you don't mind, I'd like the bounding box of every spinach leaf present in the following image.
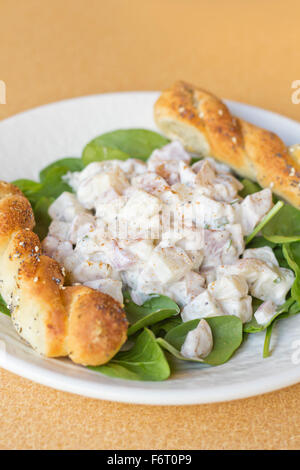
[15,163,73,200]
[14,168,72,202]
[245,201,284,245]
[282,243,300,303]
[124,293,180,336]
[89,328,170,381]
[0,295,10,316]
[261,204,300,243]
[32,196,55,240]
[262,300,300,358]
[163,316,243,366]
[82,129,169,165]
[38,167,73,199]
[190,156,203,165]
[274,245,291,269]
[239,178,261,198]
[263,321,276,358]
[12,179,43,205]
[268,300,299,326]
[286,301,300,316]
[150,316,183,337]
[247,236,277,250]
[82,143,130,166]
[39,157,83,182]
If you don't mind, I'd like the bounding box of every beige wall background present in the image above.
[0,0,300,450]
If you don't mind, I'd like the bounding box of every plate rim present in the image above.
[1,348,300,404]
[2,89,299,131]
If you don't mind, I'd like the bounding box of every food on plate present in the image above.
[0,182,127,366]
[42,142,293,329]
[1,83,299,381]
[154,80,300,209]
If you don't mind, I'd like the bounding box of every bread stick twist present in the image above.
[0,182,128,366]
[154,81,300,208]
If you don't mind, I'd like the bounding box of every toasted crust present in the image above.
[0,182,35,257]
[289,144,300,167]
[0,182,128,364]
[62,286,128,366]
[154,81,300,208]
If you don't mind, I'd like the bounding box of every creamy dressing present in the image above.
[42,141,295,359]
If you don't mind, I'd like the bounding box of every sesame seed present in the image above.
[218,109,223,116]
[289,144,300,153]
[270,182,274,188]
[232,136,237,144]
[35,246,39,252]
[19,242,25,247]
[289,167,296,176]
[199,111,204,119]
[178,106,185,113]
[34,277,38,282]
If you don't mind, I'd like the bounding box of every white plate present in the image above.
[0,91,300,405]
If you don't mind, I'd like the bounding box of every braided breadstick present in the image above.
[0,182,128,366]
[154,81,300,208]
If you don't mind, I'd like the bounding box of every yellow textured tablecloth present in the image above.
[0,0,300,450]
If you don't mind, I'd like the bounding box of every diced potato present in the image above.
[218,296,252,323]
[120,189,161,219]
[213,174,243,202]
[69,213,95,244]
[42,235,60,258]
[48,220,71,242]
[192,195,236,229]
[237,188,273,235]
[84,278,123,305]
[251,267,294,305]
[166,271,205,307]
[217,259,295,305]
[148,141,191,165]
[148,141,191,185]
[119,239,154,262]
[181,290,223,322]
[195,159,216,186]
[144,246,192,284]
[49,192,85,222]
[208,275,248,301]
[77,168,129,209]
[71,260,113,283]
[243,246,279,267]
[254,300,276,326]
[181,319,213,359]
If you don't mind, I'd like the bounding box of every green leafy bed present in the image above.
[1,128,300,381]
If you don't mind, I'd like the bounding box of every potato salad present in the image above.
[42,141,294,360]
